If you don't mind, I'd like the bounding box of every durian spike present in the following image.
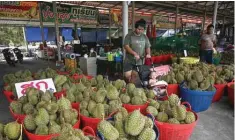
[101,113,105,121]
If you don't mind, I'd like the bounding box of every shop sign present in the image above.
[0,1,39,20]
[98,13,109,25]
[153,15,181,29]
[41,2,98,24]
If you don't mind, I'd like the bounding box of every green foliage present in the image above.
[0,26,24,46]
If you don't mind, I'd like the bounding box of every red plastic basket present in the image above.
[71,102,80,112]
[56,70,70,75]
[53,90,66,100]
[9,107,26,124]
[3,90,15,103]
[155,102,198,140]
[82,126,96,137]
[167,84,180,96]
[72,74,93,81]
[161,55,168,62]
[153,56,163,64]
[80,111,116,133]
[227,81,234,106]
[123,101,149,115]
[212,84,226,102]
[24,106,80,140]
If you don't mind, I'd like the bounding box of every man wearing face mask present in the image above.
[200,24,217,64]
[123,19,151,83]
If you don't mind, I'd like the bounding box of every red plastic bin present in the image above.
[53,90,66,100]
[167,84,180,96]
[123,101,149,115]
[9,107,26,124]
[227,81,234,106]
[80,111,116,133]
[212,84,226,102]
[155,102,198,140]
[24,106,80,140]
[3,90,15,103]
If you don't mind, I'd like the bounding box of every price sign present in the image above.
[15,78,56,98]
[184,50,188,57]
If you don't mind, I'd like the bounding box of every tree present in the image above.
[0,26,24,46]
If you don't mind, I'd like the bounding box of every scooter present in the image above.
[2,48,16,67]
[13,48,23,63]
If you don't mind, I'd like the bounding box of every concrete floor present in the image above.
[0,58,234,140]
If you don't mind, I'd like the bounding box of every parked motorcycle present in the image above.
[13,48,23,63]
[2,48,16,66]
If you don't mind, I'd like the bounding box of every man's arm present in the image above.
[145,35,151,57]
[213,35,217,48]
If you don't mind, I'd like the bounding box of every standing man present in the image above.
[200,24,217,64]
[123,19,151,83]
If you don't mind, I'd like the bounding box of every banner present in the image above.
[152,15,181,29]
[41,2,98,24]
[0,1,39,20]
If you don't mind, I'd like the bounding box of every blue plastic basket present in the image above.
[179,83,216,113]
[97,114,159,140]
[115,56,122,62]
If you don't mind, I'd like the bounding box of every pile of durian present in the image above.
[51,125,95,140]
[0,121,22,140]
[10,88,79,135]
[147,94,196,124]
[161,62,234,91]
[97,109,157,140]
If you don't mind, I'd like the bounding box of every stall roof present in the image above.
[62,1,234,22]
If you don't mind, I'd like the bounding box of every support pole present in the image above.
[175,3,179,34]
[132,1,135,31]
[222,16,225,36]
[22,27,29,53]
[39,2,45,43]
[53,1,61,61]
[122,1,128,44]
[202,10,207,32]
[74,23,78,39]
[212,1,218,33]
[109,8,112,45]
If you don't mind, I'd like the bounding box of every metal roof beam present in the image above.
[141,1,234,19]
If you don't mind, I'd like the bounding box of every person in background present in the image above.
[123,19,151,83]
[200,24,217,64]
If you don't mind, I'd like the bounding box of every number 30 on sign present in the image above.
[15,78,57,98]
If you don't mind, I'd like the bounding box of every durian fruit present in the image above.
[4,121,21,139]
[168,94,180,107]
[172,101,187,121]
[23,103,35,115]
[168,118,180,124]
[185,111,196,124]
[24,115,36,131]
[147,90,156,99]
[98,120,119,140]
[146,106,158,117]
[57,96,71,112]
[138,127,156,140]
[144,117,154,129]
[48,122,61,134]
[149,99,160,110]
[35,108,50,126]
[125,110,145,136]
[120,94,131,104]
[10,101,22,114]
[91,103,105,119]
[35,125,49,135]
[156,111,168,122]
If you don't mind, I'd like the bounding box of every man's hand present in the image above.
[133,52,140,60]
[146,54,151,58]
